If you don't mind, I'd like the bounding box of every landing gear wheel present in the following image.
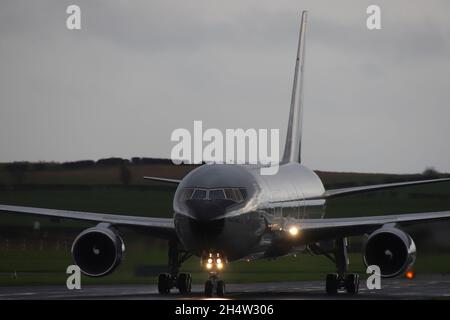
[177,273,192,294]
[325,273,338,294]
[204,279,214,297]
[345,273,359,294]
[158,273,171,294]
[216,280,225,297]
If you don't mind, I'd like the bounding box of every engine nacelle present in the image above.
[71,224,125,277]
[363,227,416,278]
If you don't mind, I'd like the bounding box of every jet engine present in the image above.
[363,227,416,278]
[71,224,125,277]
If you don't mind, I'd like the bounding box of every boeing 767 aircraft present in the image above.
[1,11,450,296]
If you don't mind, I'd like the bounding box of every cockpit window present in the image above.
[180,188,194,200]
[192,189,207,200]
[238,188,247,201]
[224,189,235,200]
[209,189,225,200]
[224,188,244,202]
[182,187,246,203]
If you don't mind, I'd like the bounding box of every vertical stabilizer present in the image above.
[282,11,308,163]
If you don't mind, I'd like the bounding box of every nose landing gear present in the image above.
[205,275,225,297]
[202,252,227,297]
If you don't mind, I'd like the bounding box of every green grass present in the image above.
[2,242,450,286]
[325,182,450,218]
[0,187,175,230]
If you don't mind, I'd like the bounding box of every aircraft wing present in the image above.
[287,210,450,243]
[320,177,450,199]
[143,176,181,184]
[0,204,176,239]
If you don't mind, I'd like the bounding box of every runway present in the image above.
[1,276,450,299]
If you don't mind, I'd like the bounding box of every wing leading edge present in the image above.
[286,210,450,243]
[143,176,181,184]
[0,204,176,240]
[321,177,450,199]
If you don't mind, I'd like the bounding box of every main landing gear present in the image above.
[317,237,360,295]
[203,252,226,297]
[158,240,193,294]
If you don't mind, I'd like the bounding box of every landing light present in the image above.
[203,252,226,272]
[288,226,299,236]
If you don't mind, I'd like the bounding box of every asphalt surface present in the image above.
[1,276,450,299]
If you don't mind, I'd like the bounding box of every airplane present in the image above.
[1,10,450,297]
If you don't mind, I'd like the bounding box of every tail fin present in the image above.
[282,11,308,163]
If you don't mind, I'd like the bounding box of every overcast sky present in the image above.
[0,0,449,173]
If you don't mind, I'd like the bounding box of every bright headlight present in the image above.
[288,226,299,236]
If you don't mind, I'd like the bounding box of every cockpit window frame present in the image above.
[182,187,246,203]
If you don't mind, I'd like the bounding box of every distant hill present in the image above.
[0,158,447,188]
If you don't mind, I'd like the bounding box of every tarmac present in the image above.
[1,276,450,299]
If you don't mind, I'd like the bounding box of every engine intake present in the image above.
[71,225,125,277]
[363,227,416,278]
